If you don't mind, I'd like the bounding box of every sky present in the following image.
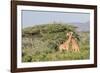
[21,10,90,28]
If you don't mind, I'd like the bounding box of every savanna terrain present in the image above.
[22,23,90,62]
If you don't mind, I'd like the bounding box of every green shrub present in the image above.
[22,23,90,62]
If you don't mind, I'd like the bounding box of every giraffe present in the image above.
[59,32,73,52]
[71,36,80,52]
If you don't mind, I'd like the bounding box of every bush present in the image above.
[22,23,89,62]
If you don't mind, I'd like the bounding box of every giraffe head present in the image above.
[66,32,73,37]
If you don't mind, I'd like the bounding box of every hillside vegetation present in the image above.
[22,23,90,62]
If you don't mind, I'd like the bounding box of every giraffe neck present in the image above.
[65,35,72,44]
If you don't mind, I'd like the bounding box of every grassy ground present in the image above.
[22,45,90,62]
